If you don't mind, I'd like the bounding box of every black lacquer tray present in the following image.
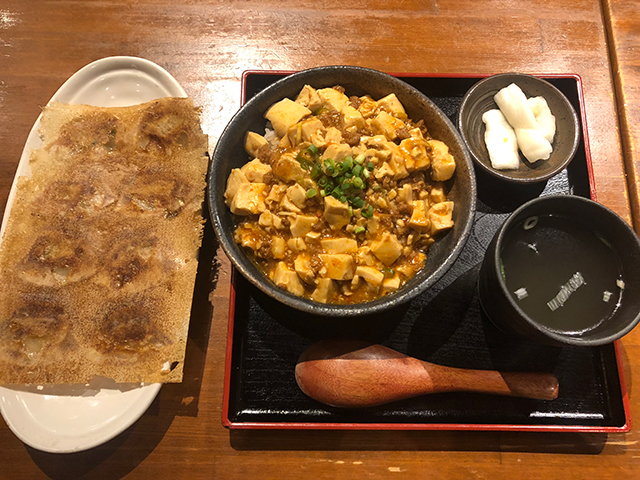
[221,72,630,432]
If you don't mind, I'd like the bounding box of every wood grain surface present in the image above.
[0,1,639,479]
[602,0,640,233]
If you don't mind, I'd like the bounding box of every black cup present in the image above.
[478,195,640,346]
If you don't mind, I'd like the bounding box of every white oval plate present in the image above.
[0,56,186,453]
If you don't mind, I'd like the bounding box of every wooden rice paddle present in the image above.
[295,339,559,408]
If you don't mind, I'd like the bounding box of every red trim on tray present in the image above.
[221,267,238,429]
[614,339,632,431]
[222,421,627,433]
[221,71,628,432]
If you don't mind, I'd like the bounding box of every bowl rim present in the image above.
[489,194,640,346]
[457,72,581,184]
[208,65,477,317]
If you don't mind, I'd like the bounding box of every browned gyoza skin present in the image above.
[0,97,208,385]
[225,85,456,304]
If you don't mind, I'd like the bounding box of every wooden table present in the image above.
[1,1,639,478]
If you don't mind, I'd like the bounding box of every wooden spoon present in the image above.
[295,339,559,408]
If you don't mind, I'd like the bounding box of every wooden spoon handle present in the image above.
[429,364,559,400]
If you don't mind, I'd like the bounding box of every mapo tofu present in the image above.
[224,85,456,304]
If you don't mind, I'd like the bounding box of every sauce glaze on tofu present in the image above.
[225,85,456,304]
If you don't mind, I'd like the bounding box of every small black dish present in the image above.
[478,195,640,346]
[458,73,580,183]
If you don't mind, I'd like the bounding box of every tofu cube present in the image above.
[357,95,378,118]
[321,143,352,163]
[305,230,321,242]
[397,184,413,203]
[240,158,272,183]
[280,194,302,213]
[229,183,268,215]
[400,137,430,171]
[318,87,349,112]
[371,111,405,140]
[428,201,454,235]
[340,105,366,130]
[224,168,249,206]
[320,237,358,254]
[319,254,355,280]
[294,254,316,284]
[272,262,305,296]
[356,245,379,267]
[323,196,351,230]
[382,275,402,293]
[272,152,306,182]
[259,210,274,227]
[244,131,270,158]
[324,126,343,145]
[286,183,308,210]
[300,118,324,143]
[311,278,337,303]
[408,200,431,232]
[429,140,456,181]
[265,98,311,137]
[430,183,447,203]
[370,232,403,266]
[265,184,287,205]
[287,237,307,252]
[295,85,323,112]
[377,93,406,115]
[271,236,286,259]
[355,266,385,288]
[374,161,395,179]
[290,215,318,237]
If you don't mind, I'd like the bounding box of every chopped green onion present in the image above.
[343,156,354,169]
[320,189,327,197]
[325,165,335,176]
[373,185,386,194]
[355,153,365,164]
[354,226,366,234]
[339,195,347,203]
[306,188,317,198]
[367,161,375,171]
[296,154,314,171]
[352,165,363,177]
[363,169,370,178]
[362,205,374,218]
[352,177,364,189]
[332,187,342,198]
[348,206,353,217]
[351,196,365,209]
[308,144,319,155]
[318,177,329,187]
[310,163,321,180]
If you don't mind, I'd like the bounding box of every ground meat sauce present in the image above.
[224,85,457,304]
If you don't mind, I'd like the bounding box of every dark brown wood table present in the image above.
[1,1,639,478]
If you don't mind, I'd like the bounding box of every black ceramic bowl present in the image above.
[478,195,640,346]
[209,65,477,317]
[457,73,580,183]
